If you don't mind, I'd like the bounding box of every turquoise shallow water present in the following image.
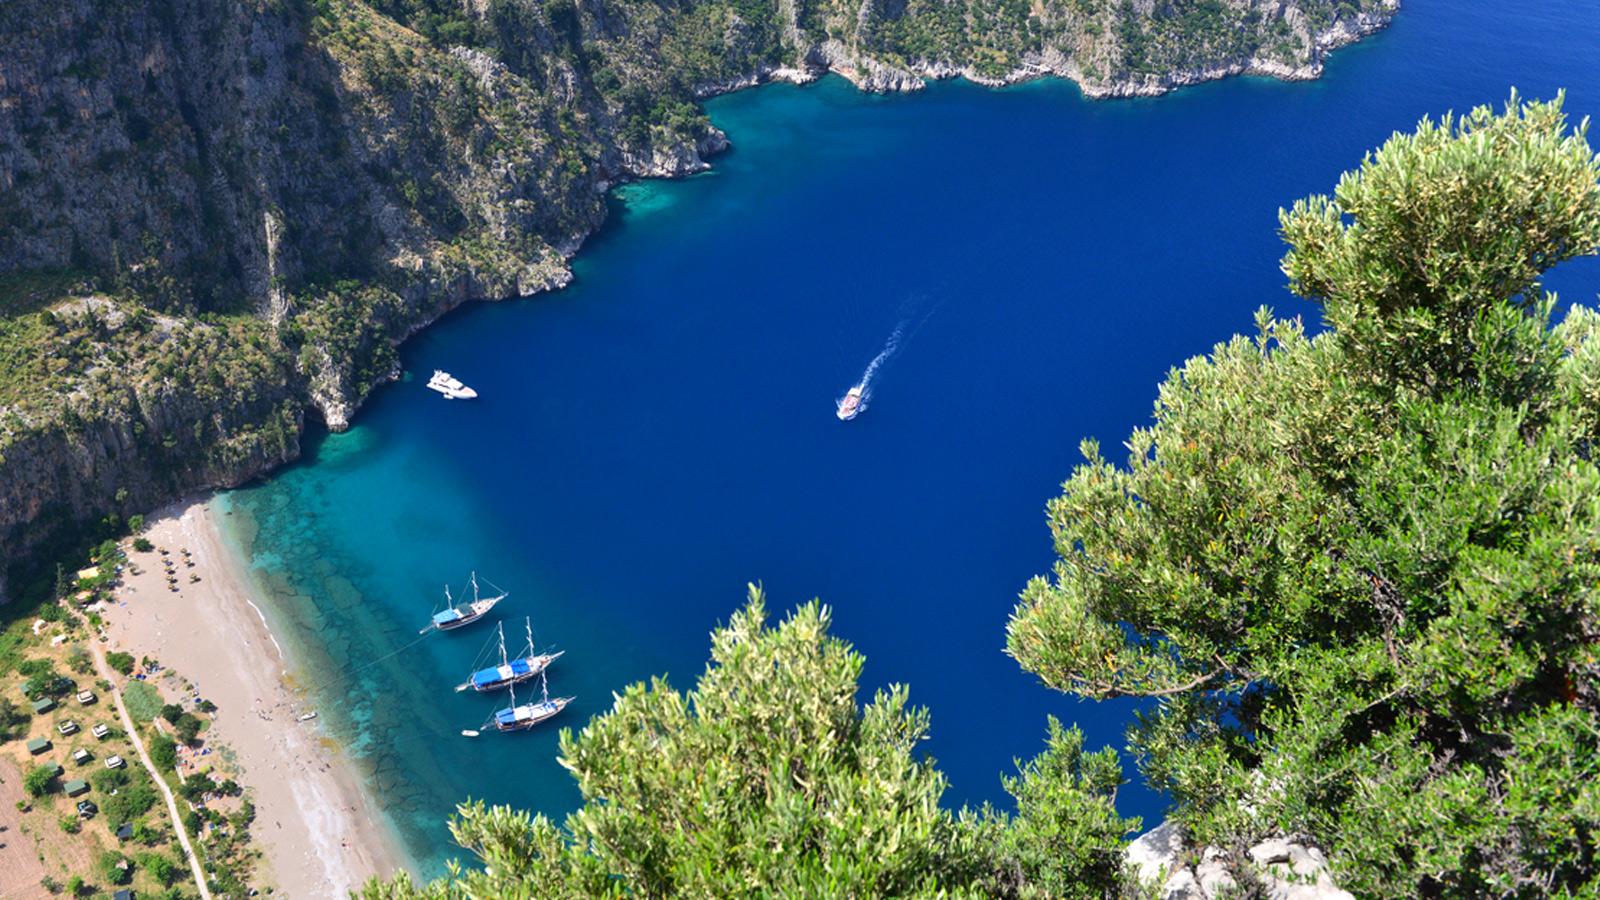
[219,0,1600,876]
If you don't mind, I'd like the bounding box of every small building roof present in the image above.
[26,737,50,753]
[116,822,134,840]
[113,890,133,900]
[62,779,89,796]
[75,566,99,581]
[31,697,56,713]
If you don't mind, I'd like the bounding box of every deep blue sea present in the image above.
[218,0,1600,876]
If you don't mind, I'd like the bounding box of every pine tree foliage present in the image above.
[1007,93,1600,896]
[364,587,1134,898]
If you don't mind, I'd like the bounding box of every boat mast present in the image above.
[470,571,480,603]
[525,617,535,659]
[497,621,508,668]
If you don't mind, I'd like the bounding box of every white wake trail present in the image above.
[857,321,905,400]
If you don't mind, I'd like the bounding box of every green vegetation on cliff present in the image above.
[0,274,301,599]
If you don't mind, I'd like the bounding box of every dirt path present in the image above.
[90,642,214,900]
[104,500,405,896]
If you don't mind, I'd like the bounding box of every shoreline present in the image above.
[691,2,1397,97]
[99,498,409,897]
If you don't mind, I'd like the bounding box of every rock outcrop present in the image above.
[1127,822,1354,900]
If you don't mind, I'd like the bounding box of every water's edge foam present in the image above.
[208,492,426,877]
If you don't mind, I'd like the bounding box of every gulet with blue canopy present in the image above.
[419,571,505,635]
[454,617,564,693]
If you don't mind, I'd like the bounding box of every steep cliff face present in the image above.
[0,0,1395,598]
[0,291,304,588]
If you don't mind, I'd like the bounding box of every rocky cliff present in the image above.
[0,0,1396,598]
[1126,822,1355,900]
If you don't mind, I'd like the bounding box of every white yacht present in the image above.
[427,370,478,400]
[836,385,864,421]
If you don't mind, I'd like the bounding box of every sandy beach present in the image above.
[99,499,407,898]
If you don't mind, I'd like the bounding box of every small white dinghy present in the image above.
[427,370,478,400]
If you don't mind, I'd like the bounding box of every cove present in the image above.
[219,0,1600,876]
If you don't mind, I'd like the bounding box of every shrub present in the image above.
[0,697,26,740]
[138,851,178,886]
[149,733,177,771]
[98,850,132,885]
[102,783,158,828]
[66,646,92,675]
[105,651,135,675]
[122,680,163,721]
[179,772,215,802]
[92,766,129,792]
[18,659,70,699]
[1008,93,1600,897]
[16,659,52,678]
[174,713,202,744]
[24,764,57,797]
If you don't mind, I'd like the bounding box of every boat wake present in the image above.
[838,321,905,420]
[859,322,904,399]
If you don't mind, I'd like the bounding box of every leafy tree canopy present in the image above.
[365,588,1133,898]
[24,763,57,797]
[1007,92,1600,897]
[0,696,26,740]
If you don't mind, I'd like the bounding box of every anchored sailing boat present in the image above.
[485,670,573,733]
[454,617,564,692]
[420,572,505,634]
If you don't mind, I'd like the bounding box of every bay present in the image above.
[220,0,1600,875]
